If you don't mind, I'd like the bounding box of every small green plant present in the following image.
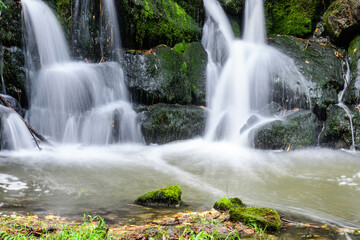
[247,219,267,236]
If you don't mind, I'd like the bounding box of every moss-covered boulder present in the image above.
[229,207,281,232]
[139,104,206,145]
[135,185,182,207]
[117,0,202,49]
[268,35,343,121]
[265,0,326,37]
[323,0,360,45]
[124,43,207,106]
[252,110,322,150]
[213,198,245,212]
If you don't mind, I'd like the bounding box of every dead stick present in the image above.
[0,95,51,148]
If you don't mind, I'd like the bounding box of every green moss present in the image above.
[173,42,189,55]
[229,207,281,232]
[265,0,322,36]
[120,0,200,49]
[135,185,182,207]
[213,198,245,212]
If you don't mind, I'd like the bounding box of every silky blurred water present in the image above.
[0,140,359,228]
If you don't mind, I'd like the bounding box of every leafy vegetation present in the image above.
[0,0,6,11]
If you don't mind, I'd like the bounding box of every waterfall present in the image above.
[0,105,35,150]
[101,0,122,62]
[22,0,143,145]
[203,0,309,144]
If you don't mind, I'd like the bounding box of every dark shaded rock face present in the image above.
[0,1,28,109]
[252,110,322,150]
[123,42,207,106]
[1,47,27,109]
[319,105,355,149]
[323,0,360,45]
[268,35,343,121]
[139,104,206,145]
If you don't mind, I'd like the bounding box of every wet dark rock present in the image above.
[123,43,207,106]
[319,104,355,149]
[268,35,343,121]
[139,104,206,145]
[0,94,23,115]
[135,185,182,208]
[1,46,28,109]
[323,0,360,46]
[252,110,322,150]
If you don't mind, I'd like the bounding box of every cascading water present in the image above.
[100,0,122,62]
[203,0,310,144]
[0,105,35,150]
[22,0,143,145]
[337,58,355,150]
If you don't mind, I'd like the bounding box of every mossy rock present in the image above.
[229,207,282,232]
[213,197,245,212]
[319,105,356,149]
[135,185,182,207]
[123,43,206,106]
[268,35,343,121]
[117,0,202,49]
[139,104,206,145]
[323,0,360,45]
[265,0,325,37]
[252,110,322,150]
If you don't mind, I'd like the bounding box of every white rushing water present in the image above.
[22,0,143,145]
[203,0,309,144]
[0,105,35,150]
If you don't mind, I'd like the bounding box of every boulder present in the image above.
[135,185,182,207]
[319,104,356,149]
[323,0,360,45]
[123,43,207,106]
[252,110,322,150]
[268,35,343,121]
[139,104,206,145]
[213,197,245,212]
[229,207,282,232]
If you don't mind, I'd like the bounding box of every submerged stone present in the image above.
[213,197,245,212]
[229,207,281,232]
[135,185,182,207]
